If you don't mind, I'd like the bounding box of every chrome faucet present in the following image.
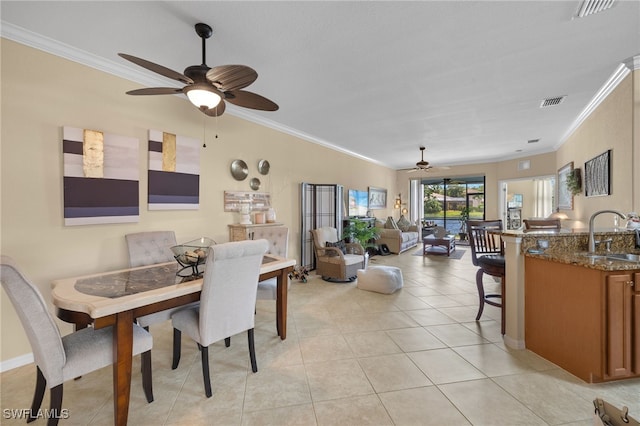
[588,210,626,253]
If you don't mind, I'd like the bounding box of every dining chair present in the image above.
[252,226,289,296]
[125,231,200,329]
[523,218,561,231]
[170,239,269,398]
[467,220,506,334]
[249,226,290,335]
[0,256,154,425]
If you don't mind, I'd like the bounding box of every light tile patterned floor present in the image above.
[2,247,639,425]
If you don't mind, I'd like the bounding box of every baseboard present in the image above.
[0,352,33,372]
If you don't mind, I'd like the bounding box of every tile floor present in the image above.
[2,246,639,425]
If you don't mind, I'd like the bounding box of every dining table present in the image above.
[51,254,295,426]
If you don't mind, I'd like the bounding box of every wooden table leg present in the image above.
[113,311,134,426]
[276,270,288,340]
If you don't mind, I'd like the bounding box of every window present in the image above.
[418,176,485,236]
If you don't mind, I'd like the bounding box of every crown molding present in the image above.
[1,21,174,88]
[557,55,638,147]
[2,21,387,167]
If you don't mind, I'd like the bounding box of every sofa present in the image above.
[374,216,420,254]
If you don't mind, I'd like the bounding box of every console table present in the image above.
[228,222,284,242]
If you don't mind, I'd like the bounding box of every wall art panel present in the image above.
[63,126,139,225]
[148,129,201,210]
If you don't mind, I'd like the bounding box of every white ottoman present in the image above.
[356,266,403,294]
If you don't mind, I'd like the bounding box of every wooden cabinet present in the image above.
[525,258,639,382]
[228,223,284,242]
[605,273,634,378]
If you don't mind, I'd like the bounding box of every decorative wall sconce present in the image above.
[394,194,402,209]
[394,193,408,215]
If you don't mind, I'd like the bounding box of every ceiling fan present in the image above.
[118,23,278,117]
[400,147,432,173]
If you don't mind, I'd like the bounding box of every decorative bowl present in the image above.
[170,237,216,277]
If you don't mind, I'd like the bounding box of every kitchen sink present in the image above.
[606,253,640,262]
[580,253,640,263]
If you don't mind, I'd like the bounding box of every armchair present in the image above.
[310,227,366,282]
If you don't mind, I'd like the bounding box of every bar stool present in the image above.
[467,220,506,334]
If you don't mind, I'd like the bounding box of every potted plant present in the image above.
[458,207,470,241]
[343,218,380,250]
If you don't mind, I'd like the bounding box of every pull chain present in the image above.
[215,110,219,139]
[202,114,207,148]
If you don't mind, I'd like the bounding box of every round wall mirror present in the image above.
[230,160,248,181]
[257,159,270,175]
[250,177,261,190]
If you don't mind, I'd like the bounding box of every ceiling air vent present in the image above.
[576,0,616,18]
[518,160,531,171]
[540,96,566,108]
[527,139,540,144]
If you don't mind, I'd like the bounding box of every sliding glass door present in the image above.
[420,176,485,237]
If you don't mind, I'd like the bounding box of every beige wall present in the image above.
[1,39,637,366]
[556,73,636,229]
[0,39,397,363]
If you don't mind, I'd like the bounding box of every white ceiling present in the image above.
[2,1,639,170]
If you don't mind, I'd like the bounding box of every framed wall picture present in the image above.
[368,187,387,209]
[584,150,611,197]
[557,162,573,210]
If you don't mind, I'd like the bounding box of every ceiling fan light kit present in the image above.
[119,23,278,117]
[184,83,223,109]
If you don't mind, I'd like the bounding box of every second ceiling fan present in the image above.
[119,23,278,117]
[399,147,450,173]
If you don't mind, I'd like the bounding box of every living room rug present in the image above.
[412,247,466,260]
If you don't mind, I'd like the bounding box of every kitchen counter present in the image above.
[498,229,639,350]
[525,250,640,271]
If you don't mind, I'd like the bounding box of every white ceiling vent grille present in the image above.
[540,96,566,108]
[518,160,531,171]
[576,0,616,18]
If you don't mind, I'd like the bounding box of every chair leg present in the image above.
[141,326,150,373]
[141,350,154,403]
[500,276,506,335]
[199,345,212,398]
[47,384,63,426]
[475,268,486,320]
[28,367,46,423]
[172,328,181,370]
[248,328,258,373]
[224,337,231,347]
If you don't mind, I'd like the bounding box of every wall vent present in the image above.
[576,0,616,18]
[518,160,531,171]
[527,139,540,144]
[540,96,566,108]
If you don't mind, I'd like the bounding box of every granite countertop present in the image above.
[525,251,640,271]
[507,228,640,271]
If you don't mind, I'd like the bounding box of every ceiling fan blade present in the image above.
[118,53,194,85]
[225,90,279,111]
[206,65,258,91]
[202,101,226,117]
[125,87,184,96]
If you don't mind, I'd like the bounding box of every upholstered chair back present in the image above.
[251,226,289,257]
[198,239,268,346]
[312,227,340,249]
[1,256,66,386]
[125,231,177,267]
